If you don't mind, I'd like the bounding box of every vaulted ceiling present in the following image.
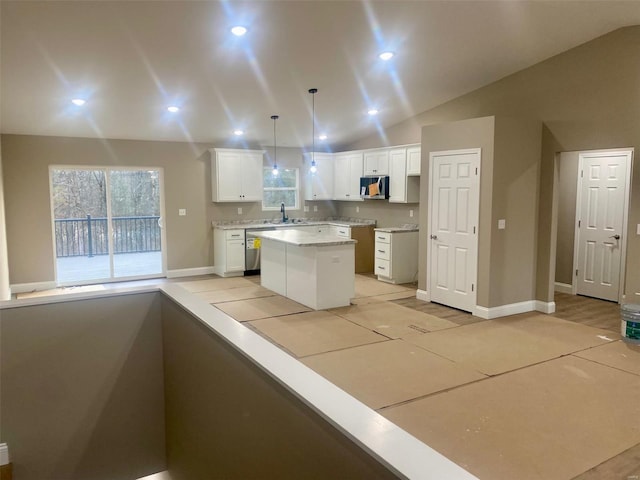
[2,1,640,149]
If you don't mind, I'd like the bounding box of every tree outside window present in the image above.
[263,167,299,210]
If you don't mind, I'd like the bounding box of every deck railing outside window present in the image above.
[54,215,161,257]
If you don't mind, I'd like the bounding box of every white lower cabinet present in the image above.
[374,230,418,284]
[330,225,351,238]
[214,228,245,277]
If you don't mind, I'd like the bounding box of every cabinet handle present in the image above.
[378,250,385,253]
[378,266,385,270]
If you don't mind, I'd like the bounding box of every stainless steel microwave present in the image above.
[360,176,390,199]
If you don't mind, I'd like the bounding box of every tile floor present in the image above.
[178,273,640,480]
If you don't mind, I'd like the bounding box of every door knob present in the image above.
[609,234,621,240]
[430,234,438,240]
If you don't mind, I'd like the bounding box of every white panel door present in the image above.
[575,151,631,301]
[429,149,480,313]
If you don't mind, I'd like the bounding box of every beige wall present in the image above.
[556,152,580,285]
[161,296,397,480]
[490,116,541,307]
[419,116,496,306]
[0,134,417,285]
[349,26,640,303]
[1,135,214,283]
[0,143,10,299]
[0,293,166,479]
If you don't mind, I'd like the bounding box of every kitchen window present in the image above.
[263,167,299,210]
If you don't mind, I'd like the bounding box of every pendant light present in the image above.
[271,115,279,176]
[309,88,318,173]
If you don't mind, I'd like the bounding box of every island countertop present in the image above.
[253,229,357,247]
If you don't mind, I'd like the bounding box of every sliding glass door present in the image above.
[50,167,165,285]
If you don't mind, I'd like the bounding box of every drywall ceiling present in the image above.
[1,1,639,149]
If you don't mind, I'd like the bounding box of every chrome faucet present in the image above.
[280,202,288,223]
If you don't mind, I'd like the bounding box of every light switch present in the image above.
[637,224,640,235]
[498,219,506,230]
[237,207,243,215]
[304,205,310,212]
[178,209,186,216]
[409,209,414,218]
[356,206,360,213]
[314,206,318,212]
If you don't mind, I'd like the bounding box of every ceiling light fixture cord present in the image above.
[271,115,279,175]
[309,88,318,172]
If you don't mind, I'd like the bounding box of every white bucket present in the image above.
[621,304,640,343]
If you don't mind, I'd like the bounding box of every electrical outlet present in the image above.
[237,207,243,215]
[356,206,360,213]
[409,209,414,218]
[498,219,506,230]
[304,205,309,212]
[178,209,186,216]
[637,224,640,235]
[313,206,318,212]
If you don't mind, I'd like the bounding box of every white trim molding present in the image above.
[554,282,573,294]
[415,293,555,317]
[0,443,10,465]
[10,281,57,295]
[166,266,216,279]
[535,301,556,314]
[474,300,537,319]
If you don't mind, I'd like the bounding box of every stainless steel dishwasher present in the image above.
[245,227,276,275]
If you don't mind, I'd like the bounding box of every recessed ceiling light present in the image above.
[319,134,328,140]
[231,26,247,36]
[379,51,394,61]
[233,129,244,136]
[167,106,179,113]
[71,98,86,106]
[367,108,379,116]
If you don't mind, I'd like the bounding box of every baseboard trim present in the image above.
[413,292,552,318]
[166,266,216,279]
[474,300,537,320]
[416,289,429,302]
[554,282,573,294]
[10,281,57,294]
[535,300,556,314]
[0,443,9,465]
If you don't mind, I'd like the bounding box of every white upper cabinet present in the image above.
[211,148,264,202]
[389,147,420,204]
[406,145,421,176]
[363,149,390,176]
[333,151,363,201]
[304,153,334,200]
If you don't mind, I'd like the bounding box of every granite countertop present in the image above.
[253,229,357,247]
[374,224,419,233]
[213,217,375,230]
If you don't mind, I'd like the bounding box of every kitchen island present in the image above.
[254,229,356,310]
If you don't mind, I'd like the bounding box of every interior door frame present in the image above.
[426,148,481,314]
[571,148,633,302]
[49,165,167,286]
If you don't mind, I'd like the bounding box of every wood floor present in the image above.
[20,275,638,479]
[394,290,623,332]
[395,290,637,480]
[551,292,622,333]
[177,274,640,480]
